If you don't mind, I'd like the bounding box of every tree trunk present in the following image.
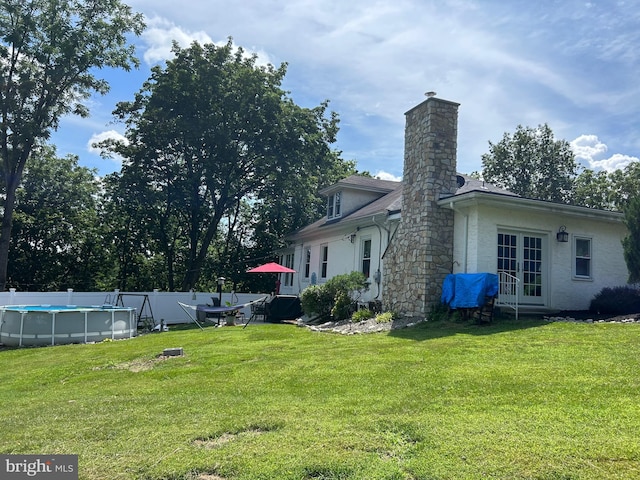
[0,171,22,291]
[181,211,224,291]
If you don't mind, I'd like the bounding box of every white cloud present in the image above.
[589,153,638,172]
[570,134,608,161]
[88,130,127,153]
[373,171,402,182]
[141,16,214,64]
[140,16,274,66]
[87,130,128,167]
[570,134,638,172]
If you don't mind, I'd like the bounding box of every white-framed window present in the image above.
[283,253,294,287]
[320,244,328,278]
[304,247,311,279]
[361,238,372,278]
[327,192,342,219]
[574,236,592,280]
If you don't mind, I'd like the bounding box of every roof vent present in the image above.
[456,175,466,188]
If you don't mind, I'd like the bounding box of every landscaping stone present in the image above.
[162,347,184,356]
[544,314,640,324]
[299,316,421,334]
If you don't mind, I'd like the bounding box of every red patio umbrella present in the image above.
[246,262,296,274]
[247,262,296,294]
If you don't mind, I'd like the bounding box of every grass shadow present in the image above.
[388,313,548,342]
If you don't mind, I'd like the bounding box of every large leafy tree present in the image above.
[606,162,640,211]
[9,145,105,290]
[572,162,640,212]
[482,124,578,202]
[622,195,640,284]
[571,169,614,210]
[103,40,349,291]
[100,170,164,291]
[0,0,145,290]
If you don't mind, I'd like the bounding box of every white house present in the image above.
[278,97,629,316]
[279,175,402,307]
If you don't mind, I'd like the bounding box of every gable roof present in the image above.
[288,171,623,241]
[286,183,401,241]
[319,175,399,196]
[286,173,516,241]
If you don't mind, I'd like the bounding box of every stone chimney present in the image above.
[383,97,459,318]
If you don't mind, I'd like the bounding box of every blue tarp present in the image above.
[441,273,499,309]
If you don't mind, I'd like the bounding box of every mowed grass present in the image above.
[1,318,639,479]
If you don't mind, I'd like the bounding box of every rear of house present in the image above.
[278,96,629,317]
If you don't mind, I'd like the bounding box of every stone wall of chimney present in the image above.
[383,97,459,318]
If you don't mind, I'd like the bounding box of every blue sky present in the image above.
[51,0,640,179]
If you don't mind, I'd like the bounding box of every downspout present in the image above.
[296,242,304,292]
[372,215,390,299]
[449,202,468,273]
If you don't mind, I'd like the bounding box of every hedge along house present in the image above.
[280,96,628,317]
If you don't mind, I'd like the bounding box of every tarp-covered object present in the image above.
[441,273,499,309]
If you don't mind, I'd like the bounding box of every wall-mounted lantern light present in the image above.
[556,226,569,243]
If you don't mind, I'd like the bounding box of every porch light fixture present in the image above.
[556,226,569,243]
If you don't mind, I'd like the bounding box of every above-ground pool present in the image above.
[0,305,137,347]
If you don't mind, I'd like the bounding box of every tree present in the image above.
[0,0,145,290]
[572,169,614,210]
[9,145,105,290]
[622,195,640,284]
[481,124,578,202]
[100,170,163,291]
[102,40,349,291]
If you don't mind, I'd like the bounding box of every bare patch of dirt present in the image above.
[93,354,184,372]
[192,428,266,449]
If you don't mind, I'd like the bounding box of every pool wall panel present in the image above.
[0,306,136,347]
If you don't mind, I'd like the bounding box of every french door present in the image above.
[497,231,547,305]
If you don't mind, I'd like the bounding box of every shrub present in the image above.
[299,284,324,318]
[300,271,368,321]
[427,302,451,322]
[375,311,396,323]
[352,308,374,323]
[589,285,640,315]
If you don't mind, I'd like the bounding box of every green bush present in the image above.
[427,302,451,322]
[375,311,396,323]
[352,308,374,323]
[299,284,324,317]
[589,285,640,315]
[300,271,368,321]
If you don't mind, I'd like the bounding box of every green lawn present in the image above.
[1,318,639,479]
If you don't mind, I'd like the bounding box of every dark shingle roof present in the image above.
[286,173,516,240]
[451,174,519,197]
[319,175,399,196]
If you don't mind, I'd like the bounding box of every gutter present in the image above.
[448,201,468,273]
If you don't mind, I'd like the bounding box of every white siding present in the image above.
[281,224,388,303]
[456,203,628,311]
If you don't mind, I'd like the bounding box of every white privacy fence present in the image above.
[0,289,268,325]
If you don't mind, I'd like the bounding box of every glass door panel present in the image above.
[497,232,546,305]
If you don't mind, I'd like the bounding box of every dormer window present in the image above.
[327,192,342,219]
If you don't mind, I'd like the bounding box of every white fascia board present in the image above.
[438,191,623,223]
